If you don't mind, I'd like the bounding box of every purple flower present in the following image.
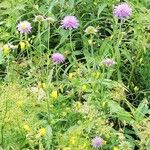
[17,21,32,34]
[114,3,132,19]
[102,58,116,67]
[61,16,79,30]
[51,53,65,64]
[92,136,103,148]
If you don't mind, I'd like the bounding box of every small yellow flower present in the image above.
[42,83,47,90]
[70,137,76,145]
[20,41,25,50]
[16,100,24,107]
[96,72,101,79]
[3,44,10,55]
[23,124,31,132]
[74,101,82,110]
[68,73,73,80]
[85,26,97,35]
[103,140,107,145]
[82,85,87,91]
[39,128,46,136]
[113,146,119,150]
[37,82,42,89]
[51,90,58,99]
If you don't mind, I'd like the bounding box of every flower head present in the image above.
[45,17,56,23]
[3,44,10,55]
[85,26,97,35]
[51,53,65,64]
[51,90,58,99]
[102,58,116,67]
[92,136,103,148]
[39,128,46,136]
[23,124,31,132]
[17,21,32,34]
[114,3,132,19]
[61,16,79,30]
[20,41,26,50]
[119,141,132,150]
[34,15,44,22]
[113,146,119,150]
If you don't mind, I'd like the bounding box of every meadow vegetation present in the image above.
[0,0,150,149]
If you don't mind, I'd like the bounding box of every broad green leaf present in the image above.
[108,100,133,123]
[134,99,149,122]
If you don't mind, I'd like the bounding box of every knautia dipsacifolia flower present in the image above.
[61,16,79,30]
[45,17,56,23]
[17,21,32,34]
[92,136,103,148]
[114,3,132,19]
[34,15,44,22]
[51,53,65,64]
[85,26,97,35]
[102,58,116,67]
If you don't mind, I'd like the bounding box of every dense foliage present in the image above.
[0,0,150,149]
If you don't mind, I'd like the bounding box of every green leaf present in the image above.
[134,99,149,122]
[108,100,133,123]
[45,125,53,149]
[0,48,4,64]
[97,3,107,18]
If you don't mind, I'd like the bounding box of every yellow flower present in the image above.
[113,146,119,150]
[68,73,73,80]
[51,90,58,99]
[39,128,46,136]
[85,26,97,35]
[16,100,24,107]
[37,82,42,89]
[74,101,82,110]
[82,85,87,91]
[103,140,107,145]
[70,137,76,145]
[42,83,47,90]
[20,41,25,50]
[96,72,101,79]
[23,124,31,132]
[3,44,10,55]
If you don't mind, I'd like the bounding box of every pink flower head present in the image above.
[51,53,65,64]
[114,3,132,19]
[92,136,103,148]
[61,16,79,30]
[102,58,116,67]
[17,21,32,34]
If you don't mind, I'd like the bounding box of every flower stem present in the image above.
[48,23,50,53]
[38,22,42,59]
[90,35,94,57]
[69,30,76,61]
[115,20,123,81]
